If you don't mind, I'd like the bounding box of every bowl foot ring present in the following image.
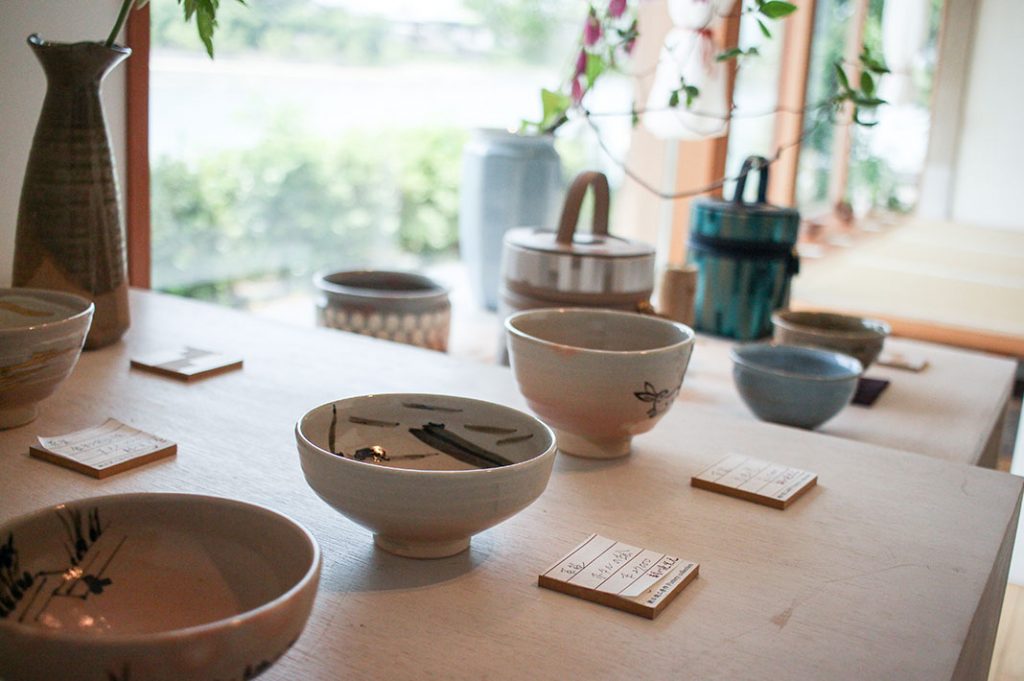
[0,404,39,430]
[373,534,471,559]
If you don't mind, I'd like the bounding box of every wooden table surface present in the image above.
[792,219,1024,357]
[1,290,1021,681]
[681,334,1016,467]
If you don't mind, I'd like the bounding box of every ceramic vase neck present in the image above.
[27,34,131,89]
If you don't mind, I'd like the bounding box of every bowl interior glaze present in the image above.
[298,393,555,472]
[0,494,319,637]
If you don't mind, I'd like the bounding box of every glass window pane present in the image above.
[149,0,634,319]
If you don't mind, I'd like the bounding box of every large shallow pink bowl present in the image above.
[0,493,321,681]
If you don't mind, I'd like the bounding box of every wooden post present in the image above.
[768,0,817,207]
[125,3,151,289]
[667,3,743,265]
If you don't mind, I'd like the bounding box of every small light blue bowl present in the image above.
[730,344,863,429]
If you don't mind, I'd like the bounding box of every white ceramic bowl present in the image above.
[296,393,557,559]
[0,288,94,429]
[505,308,695,459]
[0,493,321,681]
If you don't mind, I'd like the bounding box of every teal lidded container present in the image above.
[687,156,800,340]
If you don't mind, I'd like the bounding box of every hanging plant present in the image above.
[105,0,245,57]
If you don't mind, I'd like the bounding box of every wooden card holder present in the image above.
[30,418,176,479]
[539,534,699,619]
[130,347,242,381]
[691,454,817,509]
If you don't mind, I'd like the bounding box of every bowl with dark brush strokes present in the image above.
[771,310,890,368]
[731,344,863,429]
[296,393,557,558]
[0,493,321,681]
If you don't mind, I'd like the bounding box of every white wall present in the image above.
[0,0,127,286]
[949,0,1024,229]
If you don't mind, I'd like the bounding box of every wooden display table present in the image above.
[683,334,1016,467]
[0,290,1020,680]
[792,219,1024,357]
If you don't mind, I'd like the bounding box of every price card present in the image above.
[876,350,929,372]
[131,347,242,381]
[691,454,817,509]
[538,534,699,619]
[30,418,176,479]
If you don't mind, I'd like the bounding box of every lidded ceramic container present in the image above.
[499,171,655,315]
[687,156,800,340]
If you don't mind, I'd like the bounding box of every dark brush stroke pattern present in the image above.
[496,433,534,446]
[401,402,463,413]
[348,416,399,428]
[409,423,514,468]
[464,425,518,435]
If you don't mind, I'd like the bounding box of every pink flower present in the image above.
[583,8,602,46]
[624,37,636,55]
[575,49,588,77]
[608,0,627,18]
[571,77,585,103]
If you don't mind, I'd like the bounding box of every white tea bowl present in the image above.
[296,393,557,558]
[0,493,321,681]
[0,288,94,429]
[505,308,695,459]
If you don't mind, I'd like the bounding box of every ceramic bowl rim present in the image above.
[0,288,94,335]
[313,269,450,301]
[730,343,863,382]
[771,310,891,341]
[296,393,557,476]
[0,492,321,645]
[504,308,695,356]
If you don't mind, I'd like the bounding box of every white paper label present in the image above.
[38,419,174,471]
[542,534,697,605]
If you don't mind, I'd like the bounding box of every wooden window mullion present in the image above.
[125,3,151,289]
[768,0,817,207]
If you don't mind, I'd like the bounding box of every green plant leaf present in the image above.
[684,85,700,107]
[757,18,772,38]
[834,62,850,91]
[859,46,891,74]
[540,88,571,130]
[196,3,217,57]
[851,94,886,108]
[585,53,606,88]
[668,90,680,107]
[716,47,744,62]
[759,1,797,19]
[860,71,875,96]
[853,109,879,127]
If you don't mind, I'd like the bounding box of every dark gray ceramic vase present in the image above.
[14,34,131,350]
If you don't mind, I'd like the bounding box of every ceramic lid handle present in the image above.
[732,156,770,205]
[556,171,610,244]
